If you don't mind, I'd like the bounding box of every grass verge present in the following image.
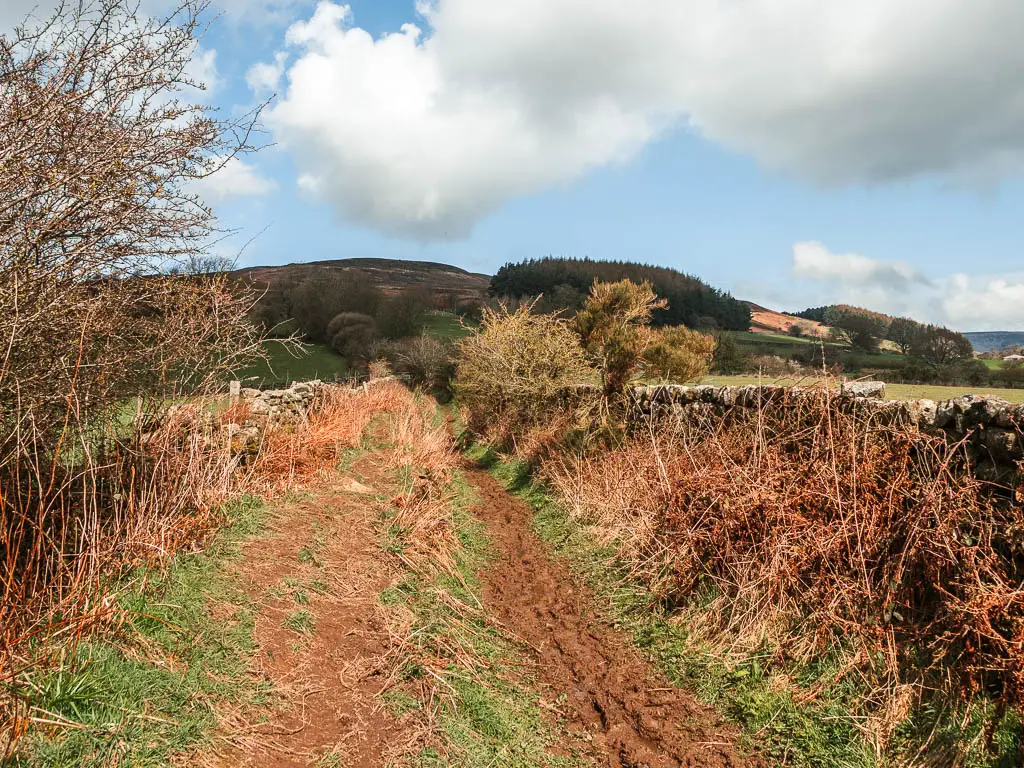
[377,464,582,767]
[6,496,271,767]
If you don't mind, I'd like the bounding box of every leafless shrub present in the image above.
[0,0,271,744]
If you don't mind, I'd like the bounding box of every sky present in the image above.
[5,0,1024,331]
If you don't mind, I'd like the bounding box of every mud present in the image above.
[465,468,763,768]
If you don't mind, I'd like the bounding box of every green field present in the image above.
[234,341,348,386]
[423,311,474,340]
[699,374,1024,404]
[735,330,820,346]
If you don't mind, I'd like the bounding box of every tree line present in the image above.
[489,257,752,331]
[794,304,974,365]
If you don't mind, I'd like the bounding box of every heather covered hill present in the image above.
[489,257,752,331]
[232,257,490,305]
[746,301,828,337]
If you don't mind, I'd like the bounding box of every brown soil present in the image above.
[465,468,763,768]
[204,457,412,768]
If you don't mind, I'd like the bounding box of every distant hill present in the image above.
[964,332,1024,354]
[232,258,490,305]
[745,302,829,338]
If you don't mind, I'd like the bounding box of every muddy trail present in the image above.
[207,460,413,768]
[464,467,762,768]
[196,438,762,766]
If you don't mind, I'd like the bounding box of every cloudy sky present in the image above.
[6,0,1024,330]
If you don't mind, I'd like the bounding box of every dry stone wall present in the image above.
[219,380,326,460]
[627,383,1024,490]
[239,380,323,422]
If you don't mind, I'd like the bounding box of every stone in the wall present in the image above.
[909,399,938,428]
[985,429,1023,464]
[841,381,886,399]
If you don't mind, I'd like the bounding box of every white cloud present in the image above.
[792,242,928,290]
[941,275,1024,330]
[784,241,1024,331]
[263,2,653,239]
[255,1,1024,239]
[247,52,288,93]
[195,156,278,203]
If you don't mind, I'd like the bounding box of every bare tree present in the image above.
[0,0,273,725]
[0,0,267,440]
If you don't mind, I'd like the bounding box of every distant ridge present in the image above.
[231,257,491,304]
[964,331,1024,354]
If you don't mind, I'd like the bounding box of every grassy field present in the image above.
[234,341,348,386]
[735,330,820,346]
[423,311,474,340]
[698,374,1024,404]
[233,312,471,388]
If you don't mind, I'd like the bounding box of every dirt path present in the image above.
[199,447,761,767]
[465,468,763,768]
[207,459,412,768]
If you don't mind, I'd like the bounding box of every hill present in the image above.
[232,258,490,305]
[964,331,1024,354]
[746,302,829,338]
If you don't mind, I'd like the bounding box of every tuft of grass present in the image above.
[284,610,316,635]
[315,751,345,768]
[9,496,270,767]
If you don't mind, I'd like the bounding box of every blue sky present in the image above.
[9,0,1022,330]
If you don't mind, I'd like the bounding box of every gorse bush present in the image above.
[456,302,593,439]
[575,280,713,395]
[575,279,666,396]
[457,281,714,449]
[643,326,716,384]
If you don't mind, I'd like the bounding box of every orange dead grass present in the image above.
[542,395,1024,745]
[244,381,413,491]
